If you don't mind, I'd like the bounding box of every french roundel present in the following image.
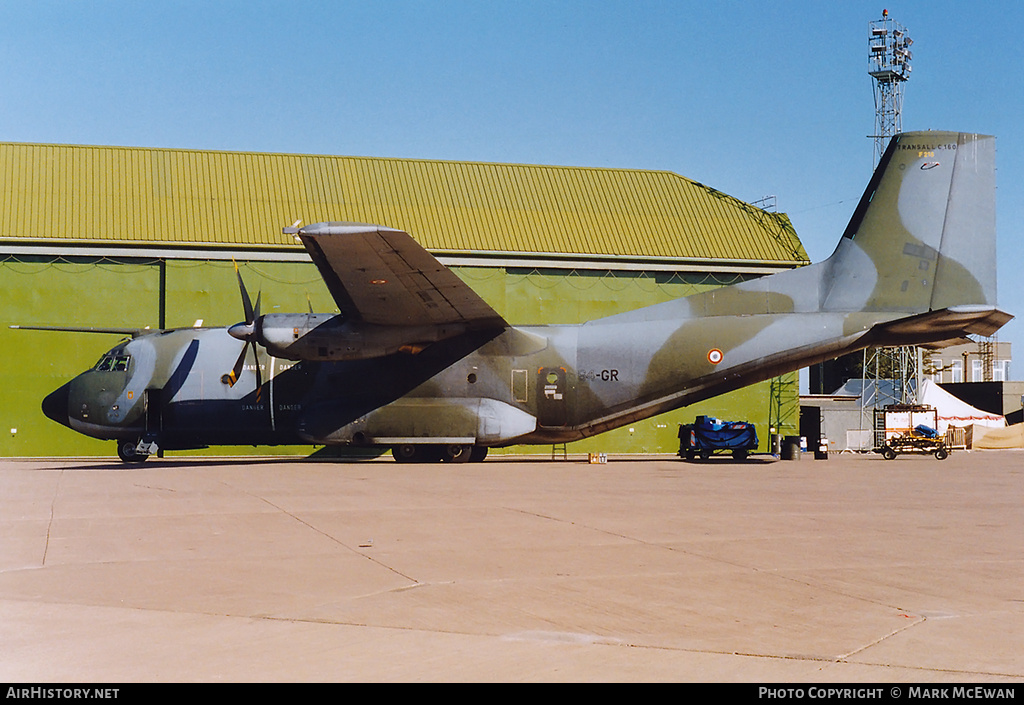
[707,348,723,365]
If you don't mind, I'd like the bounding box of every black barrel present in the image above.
[782,436,802,460]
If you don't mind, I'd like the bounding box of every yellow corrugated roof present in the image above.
[0,142,807,264]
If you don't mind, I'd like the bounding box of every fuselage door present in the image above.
[145,388,162,435]
[537,366,568,427]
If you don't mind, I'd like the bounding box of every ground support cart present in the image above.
[873,405,949,460]
[878,425,949,460]
[678,416,758,461]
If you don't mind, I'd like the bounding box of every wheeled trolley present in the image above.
[878,424,949,460]
[679,416,758,461]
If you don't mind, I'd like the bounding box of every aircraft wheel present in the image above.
[934,446,949,460]
[440,444,472,463]
[469,446,488,463]
[392,444,424,463]
[882,446,897,460]
[116,440,148,463]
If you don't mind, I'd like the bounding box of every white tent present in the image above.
[918,379,1006,432]
[970,423,1024,450]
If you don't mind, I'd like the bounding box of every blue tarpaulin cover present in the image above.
[679,416,758,451]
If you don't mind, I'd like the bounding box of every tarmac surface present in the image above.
[1,450,1022,682]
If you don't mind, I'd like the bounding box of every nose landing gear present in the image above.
[115,437,158,463]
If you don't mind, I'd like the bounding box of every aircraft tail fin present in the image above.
[822,131,996,314]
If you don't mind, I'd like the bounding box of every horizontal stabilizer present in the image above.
[866,306,1013,346]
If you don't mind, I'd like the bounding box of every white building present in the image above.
[926,341,1011,384]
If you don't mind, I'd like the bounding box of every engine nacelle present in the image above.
[255,313,468,361]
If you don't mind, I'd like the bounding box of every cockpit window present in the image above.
[96,353,131,372]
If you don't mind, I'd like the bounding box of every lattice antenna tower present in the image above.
[860,10,919,424]
[868,9,913,165]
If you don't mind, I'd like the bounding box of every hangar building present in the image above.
[0,142,808,458]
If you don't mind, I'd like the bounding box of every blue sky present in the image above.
[2,1,1022,377]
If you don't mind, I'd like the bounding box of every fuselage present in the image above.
[42,292,904,453]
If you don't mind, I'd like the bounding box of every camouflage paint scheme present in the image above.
[40,132,1011,462]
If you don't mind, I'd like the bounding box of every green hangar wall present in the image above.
[0,142,809,458]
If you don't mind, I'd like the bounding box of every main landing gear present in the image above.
[391,443,489,464]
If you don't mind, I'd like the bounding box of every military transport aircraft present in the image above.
[34,131,1012,462]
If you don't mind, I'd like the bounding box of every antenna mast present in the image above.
[861,10,920,436]
[868,9,913,165]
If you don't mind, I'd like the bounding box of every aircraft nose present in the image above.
[42,383,72,428]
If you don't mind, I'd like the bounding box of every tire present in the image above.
[116,440,147,463]
[882,446,897,460]
[440,444,472,463]
[469,446,488,463]
[392,444,423,463]
[935,447,949,460]
[732,450,748,461]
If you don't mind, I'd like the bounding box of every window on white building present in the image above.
[993,359,1011,382]
[972,359,984,382]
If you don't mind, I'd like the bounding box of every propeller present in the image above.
[224,261,263,397]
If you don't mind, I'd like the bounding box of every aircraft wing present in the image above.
[290,222,507,330]
[10,325,151,338]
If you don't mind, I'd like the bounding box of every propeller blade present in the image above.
[252,344,263,403]
[227,340,248,387]
[234,260,255,324]
[224,263,265,394]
